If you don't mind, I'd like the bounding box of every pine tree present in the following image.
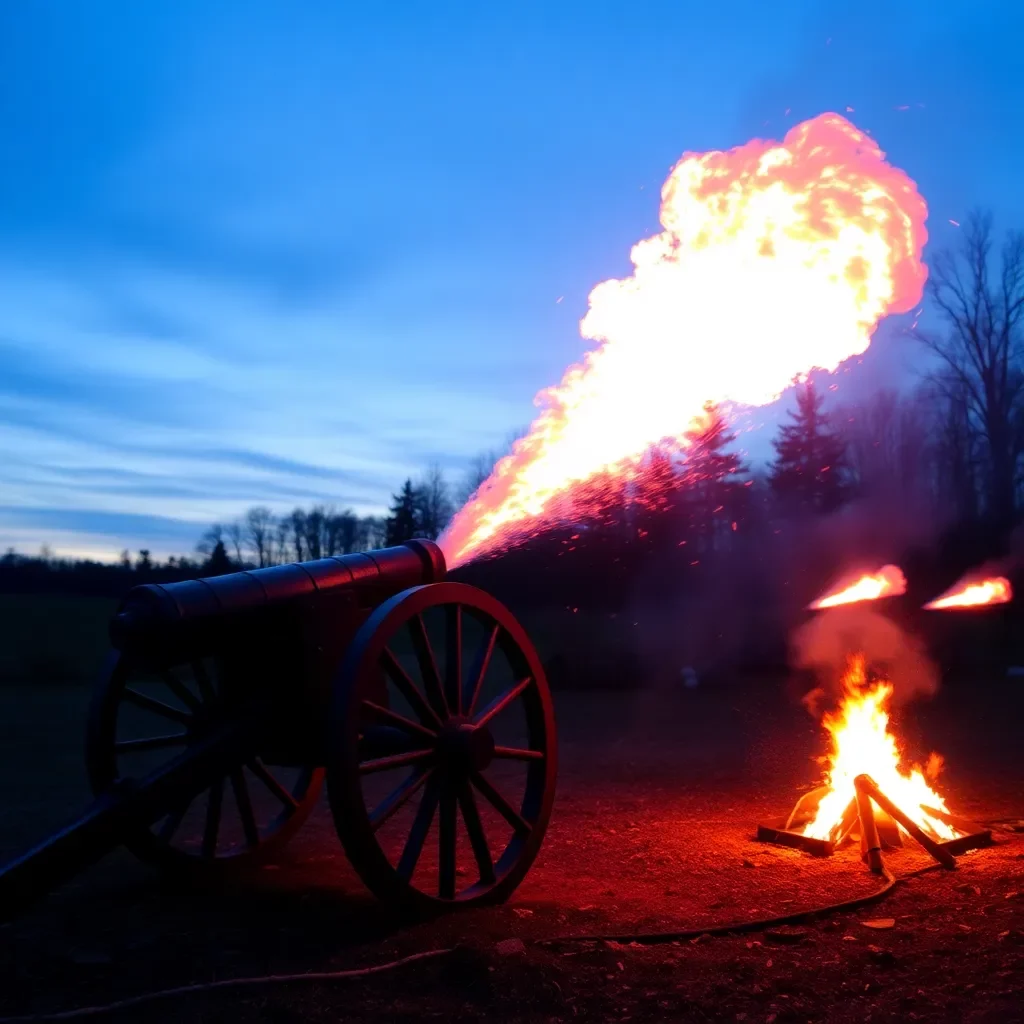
[385,479,422,545]
[769,381,847,514]
[202,540,234,577]
[682,402,749,550]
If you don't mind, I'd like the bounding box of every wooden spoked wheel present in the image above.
[86,652,323,875]
[327,582,557,910]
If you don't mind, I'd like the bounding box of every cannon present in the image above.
[0,540,557,916]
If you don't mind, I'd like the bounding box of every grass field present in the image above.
[0,594,118,685]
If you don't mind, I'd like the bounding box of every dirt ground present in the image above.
[1,672,1022,1022]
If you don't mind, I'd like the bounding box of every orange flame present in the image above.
[924,576,1012,610]
[808,564,907,610]
[440,113,928,567]
[803,655,956,841]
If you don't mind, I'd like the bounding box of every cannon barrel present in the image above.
[111,539,446,654]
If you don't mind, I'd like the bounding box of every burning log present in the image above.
[855,774,956,870]
[854,778,886,875]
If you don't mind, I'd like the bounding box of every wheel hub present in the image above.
[435,719,494,777]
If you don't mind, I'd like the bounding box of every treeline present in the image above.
[0,464,467,595]
[3,211,1023,620]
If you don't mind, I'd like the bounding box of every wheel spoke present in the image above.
[408,614,448,719]
[359,749,434,774]
[444,605,462,715]
[158,801,190,844]
[397,775,440,880]
[231,770,260,848]
[123,688,192,726]
[248,758,299,809]
[369,766,433,833]
[114,732,189,753]
[438,786,457,900]
[160,670,203,715]
[380,648,443,730]
[474,676,533,729]
[361,700,437,741]
[203,777,224,858]
[493,745,545,762]
[458,783,495,884]
[472,771,532,836]
[463,624,499,717]
[192,660,217,706]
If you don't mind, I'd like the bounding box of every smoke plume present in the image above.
[790,605,938,713]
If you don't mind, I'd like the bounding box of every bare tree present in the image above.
[416,464,454,540]
[273,518,290,565]
[914,211,1024,524]
[196,523,225,558]
[244,506,275,567]
[288,509,307,561]
[225,521,244,565]
[928,377,981,521]
[303,506,326,560]
[357,516,387,550]
[456,450,499,506]
[838,389,933,502]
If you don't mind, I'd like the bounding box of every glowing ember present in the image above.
[924,576,1012,610]
[440,113,929,567]
[808,564,907,610]
[803,655,957,841]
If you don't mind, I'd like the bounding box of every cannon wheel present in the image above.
[327,582,557,910]
[86,652,324,876]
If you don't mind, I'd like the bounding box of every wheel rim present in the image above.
[87,652,323,871]
[328,583,557,907]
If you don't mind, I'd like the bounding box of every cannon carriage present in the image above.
[0,540,557,916]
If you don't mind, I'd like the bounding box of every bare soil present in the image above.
[1,673,1022,1022]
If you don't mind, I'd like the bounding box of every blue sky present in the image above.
[2,0,1023,559]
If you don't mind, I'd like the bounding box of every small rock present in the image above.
[495,938,527,957]
[689,933,713,944]
[742,859,756,869]
[955,883,981,896]
[1005,891,1020,900]
[765,926,808,944]
[513,908,534,917]
[862,918,896,930]
[842,935,858,942]
[867,944,897,966]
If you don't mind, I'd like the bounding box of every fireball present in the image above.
[441,114,929,567]
[808,565,907,610]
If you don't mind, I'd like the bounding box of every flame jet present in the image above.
[440,113,929,568]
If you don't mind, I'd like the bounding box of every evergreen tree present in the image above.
[385,479,422,545]
[682,402,749,550]
[202,539,234,577]
[769,381,847,514]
